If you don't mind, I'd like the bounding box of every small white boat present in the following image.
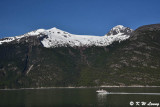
[96,89,108,93]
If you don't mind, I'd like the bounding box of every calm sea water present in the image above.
[0,87,160,107]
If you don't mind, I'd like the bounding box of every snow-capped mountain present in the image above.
[0,25,133,47]
[1,23,160,88]
[106,25,133,36]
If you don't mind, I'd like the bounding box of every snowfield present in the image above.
[0,25,133,47]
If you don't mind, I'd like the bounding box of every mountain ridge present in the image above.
[0,25,133,47]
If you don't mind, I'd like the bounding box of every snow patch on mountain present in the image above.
[107,25,133,36]
[26,29,45,36]
[0,29,45,44]
[0,37,15,44]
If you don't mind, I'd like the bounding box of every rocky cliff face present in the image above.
[0,24,160,88]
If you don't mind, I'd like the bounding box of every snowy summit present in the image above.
[0,25,133,47]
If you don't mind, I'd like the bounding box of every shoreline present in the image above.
[100,86,160,88]
[1,86,160,90]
